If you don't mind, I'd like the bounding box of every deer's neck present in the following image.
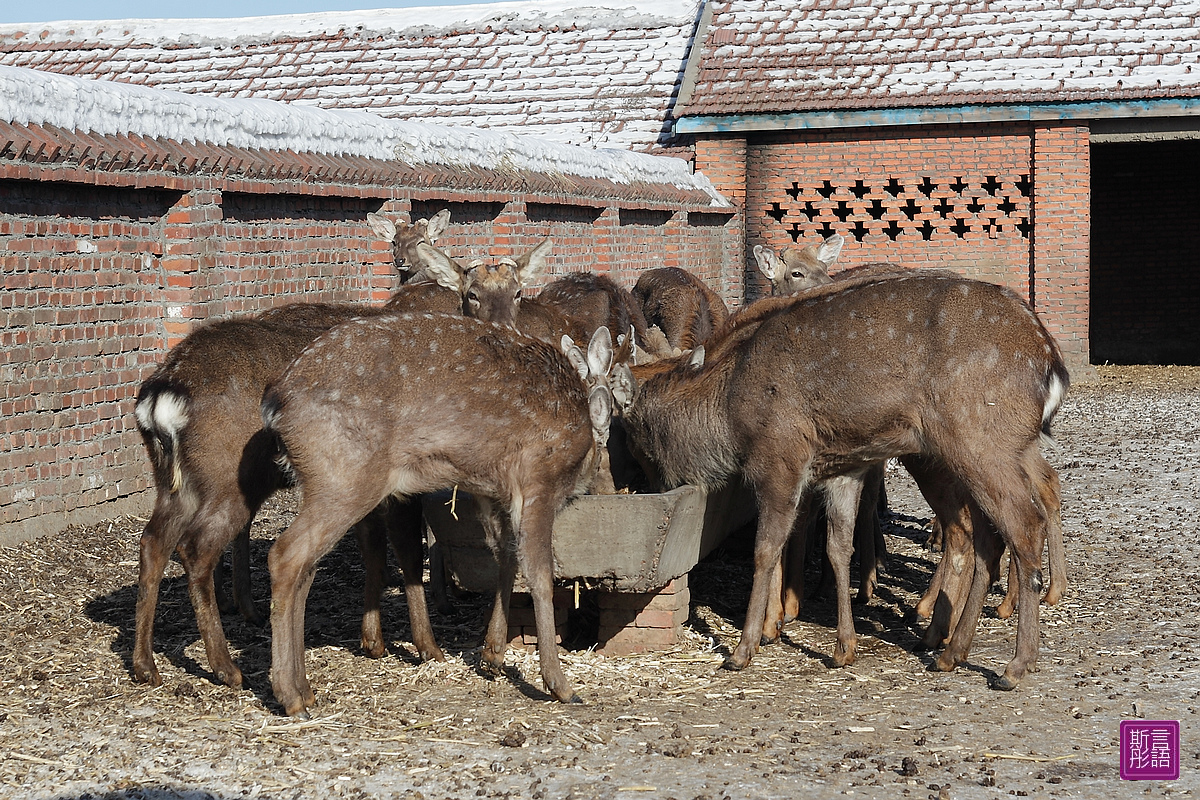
[627,359,739,491]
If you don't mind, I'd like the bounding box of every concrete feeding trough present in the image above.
[422,481,753,595]
[422,481,754,653]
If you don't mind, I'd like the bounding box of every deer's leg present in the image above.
[991,452,1053,690]
[518,498,579,703]
[903,455,974,646]
[854,462,886,604]
[726,468,806,672]
[766,492,815,643]
[934,500,1001,673]
[353,508,388,658]
[386,497,444,663]
[782,491,816,623]
[763,558,785,645]
[269,495,373,718]
[133,495,189,687]
[229,521,263,625]
[1040,465,1067,606]
[996,552,1019,619]
[480,507,516,677]
[177,500,253,689]
[823,473,864,667]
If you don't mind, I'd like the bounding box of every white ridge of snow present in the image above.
[0,65,728,207]
[0,0,700,45]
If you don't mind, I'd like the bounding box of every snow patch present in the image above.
[0,64,728,207]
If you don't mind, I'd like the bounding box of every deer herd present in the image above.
[132,212,1069,718]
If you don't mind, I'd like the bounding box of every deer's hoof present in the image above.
[420,646,447,663]
[133,664,162,687]
[361,638,386,659]
[722,655,749,672]
[991,674,1020,691]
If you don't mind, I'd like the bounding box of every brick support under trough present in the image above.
[597,576,691,656]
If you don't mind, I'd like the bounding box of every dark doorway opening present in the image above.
[1091,140,1200,365]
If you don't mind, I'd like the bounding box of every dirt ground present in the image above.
[1,364,1198,799]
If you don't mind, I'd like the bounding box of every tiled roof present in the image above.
[0,66,727,208]
[0,0,702,151]
[677,0,1200,118]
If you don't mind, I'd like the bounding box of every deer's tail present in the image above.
[134,379,190,493]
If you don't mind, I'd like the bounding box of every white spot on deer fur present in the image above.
[906,311,915,323]
[355,364,366,377]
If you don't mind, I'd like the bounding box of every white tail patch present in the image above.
[152,393,190,435]
[1042,371,1067,427]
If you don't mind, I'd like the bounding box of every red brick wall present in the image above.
[739,123,1092,374]
[1031,125,1092,374]
[1,180,737,543]
[693,137,748,308]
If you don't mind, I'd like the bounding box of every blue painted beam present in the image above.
[674,99,1200,134]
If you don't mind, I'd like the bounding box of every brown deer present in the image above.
[616,273,1068,690]
[535,271,671,355]
[131,215,550,689]
[261,317,617,717]
[752,234,843,296]
[754,243,1067,638]
[131,215,451,689]
[632,266,730,352]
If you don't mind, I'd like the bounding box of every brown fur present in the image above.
[621,273,1068,690]
[632,267,730,351]
[262,314,614,716]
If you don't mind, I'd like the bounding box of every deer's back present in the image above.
[728,275,1062,463]
[267,313,594,488]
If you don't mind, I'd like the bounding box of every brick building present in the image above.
[4,0,1198,372]
[0,66,735,543]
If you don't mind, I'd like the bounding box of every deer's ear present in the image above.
[588,386,613,438]
[816,234,844,269]
[515,238,553,286]
[610,363,637,413]
[753,245,779,281]
[563,339,589,381]
[416,242,464,291]
[367,212,396,243]
[613,325,635,366]
[425,209,451,243]
[586,326,614,380]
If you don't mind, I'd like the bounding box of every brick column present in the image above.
[1031,125,1096,380]
[694,136,747,308]
[597,576,691,656]
[160,189,223,347]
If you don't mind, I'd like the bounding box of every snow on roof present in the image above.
[679,0,1200,118]
[0,0,702,150]
[0,0,693,42]
[0,64,728,206]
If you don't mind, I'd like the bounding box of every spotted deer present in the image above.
[615,273,1068,690]
[261,317,617,716]
[752,234,843,296]
[131,215,550,690]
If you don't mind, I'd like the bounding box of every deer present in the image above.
[261,316,618,717]
[536,271,672,357]
[632,266,730,352]
[752,234,844,296]
[754,240,1067,638]
[131,212,551,690]
[614,272,1068,690]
